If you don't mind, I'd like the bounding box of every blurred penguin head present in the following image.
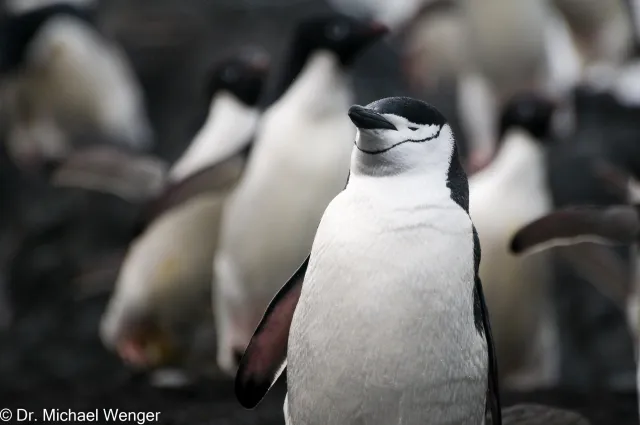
[498,93,557,142]
[205,48,271,107]
[293,13,388,66]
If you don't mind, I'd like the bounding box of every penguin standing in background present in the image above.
[469,93,559,390]
[402,0,466,90]
[0,2,153,171]
[51,50,271,381]
[213,14,387,375]
[551,0,632,71]
[235,97,501,425]
[456,0,550,174]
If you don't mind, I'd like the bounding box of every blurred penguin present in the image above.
[509,164,640,400]
[551,0,633,72]
[457,0,554,174]
[52,50,271,383]
[213,14,388,376]
[469,93,559,390]
[401,0,580,174]
[0,2,153,171]
[402,0,466,90]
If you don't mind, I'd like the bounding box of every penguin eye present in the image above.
[326,23,349,40]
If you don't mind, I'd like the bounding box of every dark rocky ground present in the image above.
[0,0,637,424]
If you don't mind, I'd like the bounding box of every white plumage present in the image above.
[214,51,354,375]
[99,88,262,372]
[469,129,558,390]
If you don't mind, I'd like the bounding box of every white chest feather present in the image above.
[168,92,259,182]
[110,196,226,315]
[469,131,555,383]
[286,173,487,423]
[217,51,354,302]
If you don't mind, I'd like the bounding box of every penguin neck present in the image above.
[276,50,352,116]
[350,151,462,210]
[484,128,546,184]
[167,91,259,183]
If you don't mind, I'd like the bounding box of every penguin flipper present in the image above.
[489,404,590,425]
[235,255,309,409]
[476,276,502,425]
[509,206,640,254]
[138,141,252,229]
[51,145,168,202]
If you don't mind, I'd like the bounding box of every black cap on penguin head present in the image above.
[349,97,454,176]
[498,93,557,142]
[205,48,271,107]
[294,14,388,66]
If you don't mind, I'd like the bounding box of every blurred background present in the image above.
[1,0,640,424]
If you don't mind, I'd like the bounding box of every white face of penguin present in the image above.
[349,101,455,175]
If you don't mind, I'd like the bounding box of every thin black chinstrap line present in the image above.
[355,125,444,155]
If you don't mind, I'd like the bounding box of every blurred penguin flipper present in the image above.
[509,206,640,255]
[50,145,168,202]
[509,206,638,310]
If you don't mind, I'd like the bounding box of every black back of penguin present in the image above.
[204,50,270,108]
[498,93,556,142]
[261,13,387,106]
[0,3,96,73]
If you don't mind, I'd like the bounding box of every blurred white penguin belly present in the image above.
[216,108,353,340]
[287,194,488,425]
[110,195,225,317]
[469,134,556,389]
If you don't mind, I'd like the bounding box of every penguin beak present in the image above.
[348,105,397,131]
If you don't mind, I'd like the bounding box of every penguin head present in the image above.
[206,48,271,107]
[293,14,388,66]
[349,96,454,175]
[498,93,557,142]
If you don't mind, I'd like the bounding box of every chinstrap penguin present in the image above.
[213,14,388,376]
[0,3,152,171]
[469,93,560,390]
[53,50,272,375]
[235,96,501,425]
